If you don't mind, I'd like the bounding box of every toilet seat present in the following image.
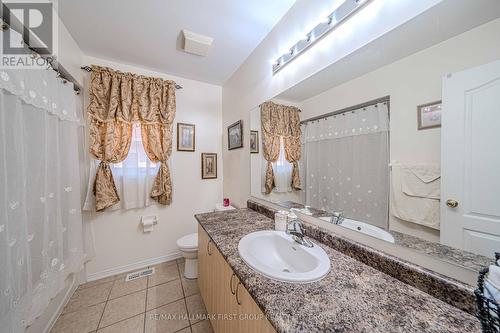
[177,233,198,250]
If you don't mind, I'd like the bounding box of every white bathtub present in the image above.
[319,216,395,243]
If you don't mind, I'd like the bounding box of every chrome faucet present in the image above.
[286,220,314,248]
[330,211,344,225]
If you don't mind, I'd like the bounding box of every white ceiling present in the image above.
[277,0,500,102]
[58,0,296,84]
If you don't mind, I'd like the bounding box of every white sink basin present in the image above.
[238,230,330,283]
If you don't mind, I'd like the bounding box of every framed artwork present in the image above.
[201,153,217,179]
[250,130,259,154]
[417,101,442,130]
[227,120,243,150]
[177,123,195,151]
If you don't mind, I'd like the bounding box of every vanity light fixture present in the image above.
[272,0,371,74]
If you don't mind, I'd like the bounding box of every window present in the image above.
[83,124,160,210]
[272,137,293,192]
[113,124,157,170]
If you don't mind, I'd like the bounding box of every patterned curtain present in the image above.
[260,101,301,194]
[87,65,176,210]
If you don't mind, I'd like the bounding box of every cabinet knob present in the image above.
[230,273,236,295]
[235,281,242,305]
[446,199,459,208]
[207,239,212,256]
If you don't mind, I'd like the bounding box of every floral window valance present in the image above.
[87,65,176,211]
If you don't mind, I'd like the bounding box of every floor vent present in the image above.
[125,267,155,282]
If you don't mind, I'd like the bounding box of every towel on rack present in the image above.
[401,164,440,199]
[391,163,440,230]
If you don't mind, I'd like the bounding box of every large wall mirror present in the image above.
[250,11,500,277]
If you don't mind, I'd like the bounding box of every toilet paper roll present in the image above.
[142,221,154,233]
[141,215,157,233]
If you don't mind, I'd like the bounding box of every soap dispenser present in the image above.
[274,210,288,232]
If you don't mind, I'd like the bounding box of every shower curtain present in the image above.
[303,102,389,228]
[0,68,84,332]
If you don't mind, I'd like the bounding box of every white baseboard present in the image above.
[86,251,183,282]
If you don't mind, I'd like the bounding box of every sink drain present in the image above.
[282,268,291,273]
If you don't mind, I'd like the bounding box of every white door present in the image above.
[441,60,500,258]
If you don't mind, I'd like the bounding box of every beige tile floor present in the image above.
[51,258,213,333]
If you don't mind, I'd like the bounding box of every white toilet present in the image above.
[177,233,198,279]
[177,205,235,279]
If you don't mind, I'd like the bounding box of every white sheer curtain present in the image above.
[83,124,159,211]
[273,138,293,192]
[303,102,389,228]
[0,68,84,332]
[260,138,295,193]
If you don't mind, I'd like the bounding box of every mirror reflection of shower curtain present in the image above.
[303,102,389,228]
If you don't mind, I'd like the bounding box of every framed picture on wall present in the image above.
[417,101,442,130]
[177,123,195,151]
[201,153,217,179]
[227,120,243,150]
[250,130,259,153]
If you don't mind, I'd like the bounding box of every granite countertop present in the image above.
[391,231,492,272]
[195,208,481,333]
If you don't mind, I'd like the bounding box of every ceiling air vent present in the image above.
[182,29,213,56]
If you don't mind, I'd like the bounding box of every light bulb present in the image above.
[321,15,332,25]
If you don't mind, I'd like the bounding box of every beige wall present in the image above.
[298,18,500,241]
[222,0,441,208]
[82,56,223,279]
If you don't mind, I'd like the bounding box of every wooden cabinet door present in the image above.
[197,225,210,312]
[197,225,275,333]
[206,237,215,317]
[225,266,240,333]
[224,262,275,333]
[235,279,276,333]
[199,226,227,331]
[199,226,217,329]
[210,244,225,332]
[198,226,218,314]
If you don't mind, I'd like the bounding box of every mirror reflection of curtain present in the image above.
[0,68,84,331]
[260,137,294,193]
[260,101,301,194]
[303,102,389,228]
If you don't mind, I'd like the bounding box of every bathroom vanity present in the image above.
[195,208,481,332]
[198,224,275,333]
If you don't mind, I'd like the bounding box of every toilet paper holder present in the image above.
[141,215,158,232]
